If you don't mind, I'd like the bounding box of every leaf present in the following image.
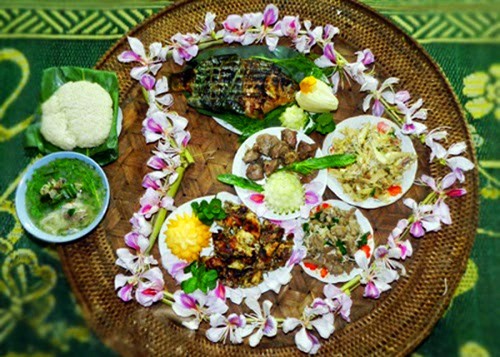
[196,105,286,141]
[312,113,336,134]
[196,45,302,63]
[282,154,357,175]
[357,232,370,248]
[254,55,328,83]
[181,277,198,294]
[217,174,264,192]
[24,66,120,166]
[336,240,347,255]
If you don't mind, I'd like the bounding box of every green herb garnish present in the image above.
[281,154,356,175]
[181,261,218,293]
[357,232,370,248]
[308,112,336,134]
[191,198,227,226]
[217,174,264,192]
[336,240,348,255]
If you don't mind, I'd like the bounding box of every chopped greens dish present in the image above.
[26,158,106,236]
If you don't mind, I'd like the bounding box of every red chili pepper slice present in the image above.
[388,185,402,196]
[320,267,328,278]
[304,262,318,270]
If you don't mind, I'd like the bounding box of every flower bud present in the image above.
[295,76,338,113]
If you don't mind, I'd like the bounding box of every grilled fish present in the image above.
[170,55,297,119]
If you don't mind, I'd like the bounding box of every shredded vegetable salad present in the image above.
[329,123,415,202]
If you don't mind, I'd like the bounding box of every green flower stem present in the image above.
[341,275,361,293]
[379,97,405,126]
[162,297,173,306]
[164,291,175,301]
[146,208,167,255]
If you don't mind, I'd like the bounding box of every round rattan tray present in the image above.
[58,0,479,355]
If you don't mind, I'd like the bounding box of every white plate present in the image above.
[158,192,304,305]
[300,199,374,284]
[232,127,327,220]
[322,115,417,209]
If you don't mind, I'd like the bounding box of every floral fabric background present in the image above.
[0,0,498,356]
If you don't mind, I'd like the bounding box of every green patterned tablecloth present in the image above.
[0,1,498,356]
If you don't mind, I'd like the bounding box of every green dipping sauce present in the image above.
[26,158,106,236]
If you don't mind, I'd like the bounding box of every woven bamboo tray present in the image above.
[58,0,479,355]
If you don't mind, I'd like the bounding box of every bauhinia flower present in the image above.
[146,151,182,186]
[118,37,167,80]
[314,42,336,68]
[255,4,282,50]
[199,12,216,40]
[219,13,256,45]
[403,198,441,238]
[397,98,428,135]
[206,313,248,344]
[322,284,352,322]
[129,212,152,237]
[420,174,467,198]
[139,188,175,218]
[356,251,398,299]
[343,49,375,85]
[116,232,157,274]
[140,75,174,110]
[295,76,339,112]
[172,290,228,330]
[135,267,165,307]
[169,32,200,65]
[276,15,301,39]
[142,110,189,145]
[282,305,334,354]
[387,219,413,260]
[243,298,278,347]
[361,77,399,117]
[374,245,406,276]
[431,141,475,178]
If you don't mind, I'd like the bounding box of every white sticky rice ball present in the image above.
[40,81,113,150]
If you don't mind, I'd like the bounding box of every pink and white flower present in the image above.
[139,188,175,218]
[169,32,199,65]
[374,245,406,276]
[275,15,301,38]
[141,75,174,109]
[314,42,336,68]
[172,290,228,330]
[129,213,152,237]
[243,298,278,347]
[199,12,216,40]
[206,313,248,344]
[323,284,352,322]
[118,37,167,80]
[283,306,334,354]
[356,251,398,299]
[387,219,413,260]
[114,273,139,302]
[397,98,428,135]
[142,110,189,145]
[403,198,441,238]
[219,14,256,45]
[135,267,165,307]
[361,77,399,117]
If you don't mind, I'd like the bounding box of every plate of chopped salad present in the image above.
[300,199,374,283]
[323,115,418,209]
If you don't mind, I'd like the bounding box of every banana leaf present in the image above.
[25,66,120,166]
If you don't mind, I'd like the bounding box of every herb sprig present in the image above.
[191,198,227,226]
[181,261,218,293]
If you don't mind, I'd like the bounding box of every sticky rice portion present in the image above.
[41,81,113,150]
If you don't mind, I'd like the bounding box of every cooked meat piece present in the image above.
[297,141,318,161]
[269,141,290,159]
[283,151,299,165]
[246,163,264,181]
[243,148,260,163]
[281,129,297,148]
[263,159,279,176]
[204,256,225,269]
[255,134,281,156]
[300,171,319,184]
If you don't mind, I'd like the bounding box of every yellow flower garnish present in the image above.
[296,76,338,113]
[165,213,211,262]
[299,76,317,94]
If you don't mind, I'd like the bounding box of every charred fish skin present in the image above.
[177,55,297,119]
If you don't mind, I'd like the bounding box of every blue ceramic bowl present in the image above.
[15,152,110,243]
